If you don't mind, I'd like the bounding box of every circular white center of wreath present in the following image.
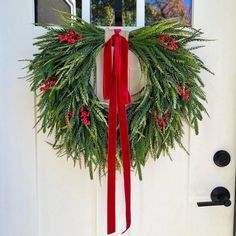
[95,28,145,103]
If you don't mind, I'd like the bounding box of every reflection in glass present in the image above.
[145,0,192,26]
[91,0,136,26]
[36,0,70,24]
[35,0,81,25]
[123,0,136,26]
[76,0,82,18]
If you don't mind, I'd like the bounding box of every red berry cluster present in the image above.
[65,111,73,125]
[153,112,171,131]
[58,30,85,44]
[79,106,91,126]
[177,84,190,101]
[159,35,179,51]
[40,76,57,91]
[65,107,91,126]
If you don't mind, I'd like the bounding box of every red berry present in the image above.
[67,37,76,44]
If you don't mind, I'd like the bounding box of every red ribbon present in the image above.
[103,29,131,235]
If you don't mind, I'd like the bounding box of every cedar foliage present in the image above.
[26,14,212,180]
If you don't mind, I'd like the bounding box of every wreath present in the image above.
[26,13,213,234]
[27,15,212,180]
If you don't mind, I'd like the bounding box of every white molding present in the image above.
[82,0,90,22]
[65,0,76,15]
[136,0,145,27]
[191,0,195,27]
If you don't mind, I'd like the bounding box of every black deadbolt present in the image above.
[213,150,230,167]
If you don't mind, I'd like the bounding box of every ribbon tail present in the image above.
[107,84,117,235]
[105,30,131,235]
[119,37,131,104]
[107,37,119,235]
[118,104,131,234]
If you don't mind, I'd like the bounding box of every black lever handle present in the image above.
[197,187,231,207]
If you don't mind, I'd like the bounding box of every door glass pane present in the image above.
[35,0,82,25]
[76,0,82,18]
[91,0,136,26]
[145,0,192,26]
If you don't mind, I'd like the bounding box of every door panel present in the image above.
[95,129,190,235]
[188,1,236,235]
[36,136,98,236]
[0,1,236,236]
[0,1,37,236]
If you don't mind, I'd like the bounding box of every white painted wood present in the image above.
[136,0,145,27]
[65,0,76,15]
[1,1,236,236]
[82,0,91,22]
[0,1,38,236]
[187,0,236,235]
[36,136,98,236]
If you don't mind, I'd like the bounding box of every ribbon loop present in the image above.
[103,29,131,235]
[103,30,131,105]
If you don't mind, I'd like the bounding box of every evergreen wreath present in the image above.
[26,14,212,180]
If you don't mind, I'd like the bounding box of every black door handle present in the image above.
[197,187,231,207]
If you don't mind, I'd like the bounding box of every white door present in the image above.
[1,1,236,236]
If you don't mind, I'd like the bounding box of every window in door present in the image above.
[35,0,81,25]
[145,0,192,26]
[35,0,192,26]
[90,0,136,26]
